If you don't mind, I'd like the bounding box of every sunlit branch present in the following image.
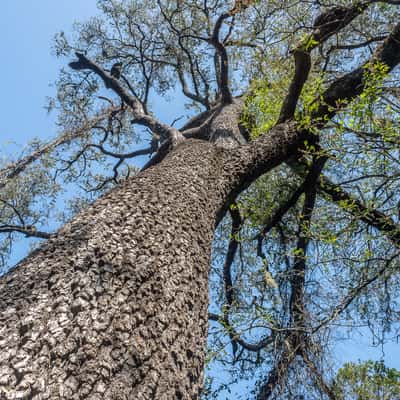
[278,49,311,123]
[279,1,374,123]
[208,12,233,104]
[312,3,368,44]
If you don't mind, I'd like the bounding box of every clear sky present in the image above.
[1,1,400,397]
[0,1,98,148]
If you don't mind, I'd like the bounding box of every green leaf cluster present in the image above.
[334,360,400,400]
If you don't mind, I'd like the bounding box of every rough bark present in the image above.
[0,140,224,399]
[0,109,307,399]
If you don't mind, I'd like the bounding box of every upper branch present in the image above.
[313,22,400,122]
[312,253,399,333]
[277,49,311,123]
[312,3,369,44]
[208,312,274,352]
[278,1,372,123]
[208,12,233,104]
[256,152,328,251]
[69,52,184,145]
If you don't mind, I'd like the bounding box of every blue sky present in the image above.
[0,0,99,270]
[1,1,400,396]
[0,1,98,148]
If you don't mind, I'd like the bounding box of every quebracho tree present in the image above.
[1,0,400,398]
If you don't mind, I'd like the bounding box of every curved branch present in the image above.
[256,343,298,400]
[312,3,368,43]
[278,1,375,123]
[87,144,153,160]
[301,351,337,400]
[319,175,400,246]
[312,253,399,332]
[176,59,210,108]
[69,53,184,145]
[208,312,274,352]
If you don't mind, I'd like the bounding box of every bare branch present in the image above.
[208,312,274,352]
[301,351,337,400]
[256,343,298,400]
[0,225,51,239]
[69,52,184,144]
[208,12,233,104]
[313,253,399,332]
[0,107,119,190]
[319,175,400,247]
[326,35,387,54]
[87,144,153,160]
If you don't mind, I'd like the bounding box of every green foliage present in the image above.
[3,1,400,398]
[336,60,393,136]
[296,72,325,129]
[241,57,291,137]
[333,360,400,400]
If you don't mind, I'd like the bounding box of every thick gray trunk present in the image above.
[0,111,305,399]
[0,140,230,399]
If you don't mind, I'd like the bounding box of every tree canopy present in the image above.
[1,0,400,399]
[333,360,400,399]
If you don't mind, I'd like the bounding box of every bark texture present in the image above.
[0,140,230,399]
[0,109,306,399]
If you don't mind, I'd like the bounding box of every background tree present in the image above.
[1,0,400,399]
[333,360,400,399]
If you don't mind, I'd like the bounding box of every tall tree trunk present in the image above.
[0,140,227,399]
[0,114,304,398]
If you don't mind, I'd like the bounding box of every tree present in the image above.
[1,0,400,398]
[333,360,400,399]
